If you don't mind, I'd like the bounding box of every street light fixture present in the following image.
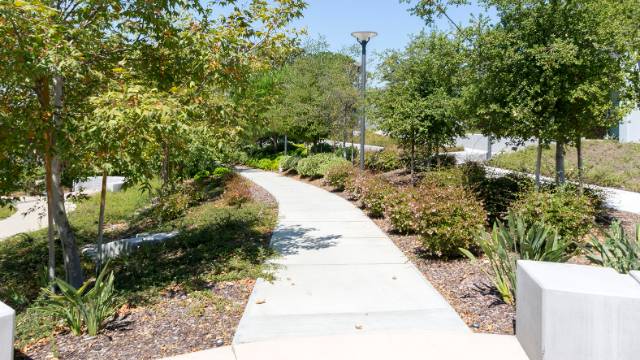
[351,31,377,170]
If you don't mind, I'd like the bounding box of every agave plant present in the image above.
[461,213,573,305]
[586,222,640,274]
[41,264,117,336]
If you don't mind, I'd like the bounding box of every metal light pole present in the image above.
[352,31,377,170]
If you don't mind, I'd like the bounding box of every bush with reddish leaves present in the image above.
[223,174,252,207]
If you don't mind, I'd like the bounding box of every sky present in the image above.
[291,0,492,62]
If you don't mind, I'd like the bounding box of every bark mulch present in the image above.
[19,280,254,360]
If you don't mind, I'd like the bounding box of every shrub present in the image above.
[41,265,117,336]
[414,182,486,257]
[279,155,301,172]
[364,149,402,172]
[586,222,640,273]
[344,170,368,200]
[359,176,394,218]
[461,213,573,304]
[223,175,252,207]
[296,153,341,178]
[384,187,418,234]
[479,174,533,223]
[324,161,355,191]
[212,166,233,179]
[155,192,191,222]
[510,186,596,243]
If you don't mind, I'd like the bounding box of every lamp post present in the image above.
[351,31,377,170]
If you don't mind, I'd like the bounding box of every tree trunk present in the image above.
[284,134,288,156]
[535,139,543,191]
[44,144,56,289]
[96,170,108,274]
[51,76,84,288]
[576,135,583,193]
[426,143,433,170]
[555,140,566,185]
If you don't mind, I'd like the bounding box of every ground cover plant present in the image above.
[489,141,640,192]
[0,204,16,220]
[3,171,277,358]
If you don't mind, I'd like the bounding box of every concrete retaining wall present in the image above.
[516,260,640,360]
[0,301,14,360]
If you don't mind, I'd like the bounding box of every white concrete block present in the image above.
[0,301,15,360]
[516,260,640,360]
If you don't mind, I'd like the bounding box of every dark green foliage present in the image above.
[511,187,596,243]
[364,149,402,172]
[414,182,486,257]
[587,222,640,273]
[479,174,534,224]
[461,213,573,304]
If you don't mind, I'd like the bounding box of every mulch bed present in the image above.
[18,181,277,360]
[19,280,254,360]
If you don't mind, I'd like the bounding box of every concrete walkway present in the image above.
[0,197,76,241]
[233,169,468,345]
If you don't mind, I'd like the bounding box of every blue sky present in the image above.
[292,1,491,59]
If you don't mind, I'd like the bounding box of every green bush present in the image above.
[154,192,192,222]
[359,176,394,218]
[212,166,232,178]
[279,155,301,172]
[414,182,486,257]
[41,265,117,336]
[461,213,573,304]
[324,161,355,191]
[479,174,533,223]
[384,188,418,234]
[296,153,341,178]
[510,187,596,243]
[364,149,402,172]
[586,221,640,273]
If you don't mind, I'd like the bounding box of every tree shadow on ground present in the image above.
[270,225,341,255]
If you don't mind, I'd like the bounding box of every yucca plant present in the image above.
[586,222,640,273]
[461,213,573,304]
[41,264,118,336]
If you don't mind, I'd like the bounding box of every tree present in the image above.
[265,44,359,150]
[408,0,640,186]
[374,31,467,181]
[0,0,305,287]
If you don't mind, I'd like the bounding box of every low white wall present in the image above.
[516,260,640,360]
[73,176,125,193]
[0,301,14,360]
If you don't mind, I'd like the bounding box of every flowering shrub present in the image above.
[223,175,252,207]
[359,176,394,218]
[384,187,419,234]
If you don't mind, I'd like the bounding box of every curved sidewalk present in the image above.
[233,169,468,344]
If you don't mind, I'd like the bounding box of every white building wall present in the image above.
[619,108,640,143]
